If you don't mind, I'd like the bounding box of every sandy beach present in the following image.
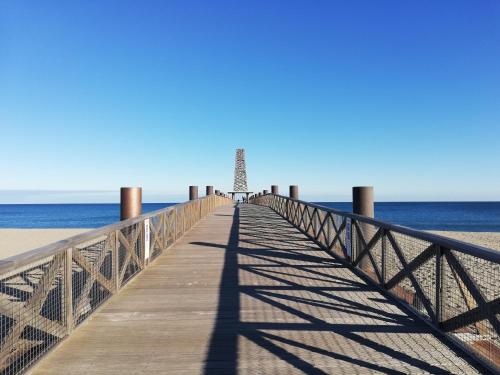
[429,231,500,251]
[0,228,89,259]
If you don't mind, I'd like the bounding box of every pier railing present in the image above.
[250,193,500,372]
[0,194,232,375]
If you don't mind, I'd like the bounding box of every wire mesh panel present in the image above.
[384,232,436,320]
[327,214,346,259]
[164,210,176,249]
[0,254,66,375]
[304,206,314,237]
[351,220,382,284]
[441,249,500,368]
[72,234,114,327]
[315,209,328,247]
[178,206,185,238]
[249,193,500,373]
[117,223,143,287]
[149,213,164,261]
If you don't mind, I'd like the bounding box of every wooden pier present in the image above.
[28,204,481,374]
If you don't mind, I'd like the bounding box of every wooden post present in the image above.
[206,186,214,196]
[65,247,73,334]
[114,231,120,290]
[189,186,198,201]
[120,187,142,220]
[271,185,278,194]
[289,185,298,200]
[381,229,386,284]
[435,245,443,325]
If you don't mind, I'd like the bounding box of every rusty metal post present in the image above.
[206,186,214,196]
[353,186,374,218]
[263,190,268,195]
[120,187,142,220]
[271,185,278,195]
[189,186,198,201]
[353,186,374,271]
[289,185,298,200]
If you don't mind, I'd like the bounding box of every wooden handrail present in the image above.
[264,194,500,263]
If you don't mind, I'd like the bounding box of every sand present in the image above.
[0,228,89,259]
[429,231,500,251]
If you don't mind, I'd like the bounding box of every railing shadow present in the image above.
[201,204,482,374]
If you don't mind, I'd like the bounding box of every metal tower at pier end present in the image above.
[233,149,248,191]
[229,148,252,200]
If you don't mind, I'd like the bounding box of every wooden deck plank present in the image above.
[29,204,480,374]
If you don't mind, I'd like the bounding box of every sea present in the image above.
[0,202,499,232]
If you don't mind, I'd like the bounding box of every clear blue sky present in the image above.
[1,1,499,203]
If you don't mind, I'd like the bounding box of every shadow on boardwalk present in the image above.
[199,204,482,374]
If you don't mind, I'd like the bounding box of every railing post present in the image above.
[435,245,444,325]
[174,208,178,241]
[271,185,278,195]
[162,211,168,249]
[65,247,73,334]
[189,186,198,201]
[144,217,150,263]
[120,187,142,220]
[114,230,120,290]
[381,229,386,284]
[206,185,214,196]
[289,185,298,200]
[263,190,268,195]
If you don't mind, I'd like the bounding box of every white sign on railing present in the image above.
[144,219,150,260]
[345,218,352,258]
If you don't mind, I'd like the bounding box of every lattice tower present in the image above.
[233,148,248,192]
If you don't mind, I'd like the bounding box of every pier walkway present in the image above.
[30,204,479,374]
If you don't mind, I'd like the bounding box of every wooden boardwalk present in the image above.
[29,204,481,374]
